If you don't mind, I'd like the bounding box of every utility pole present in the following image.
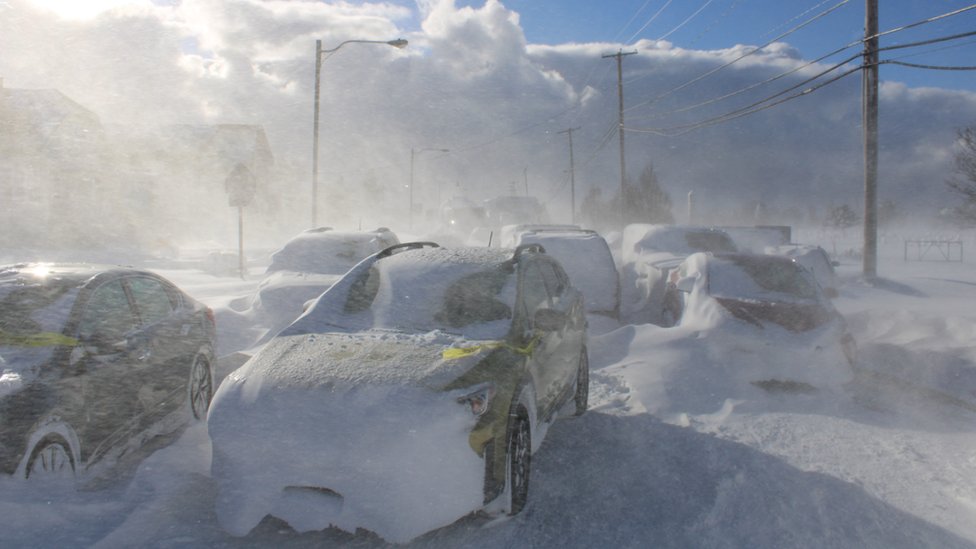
[558,127,581,224]
[863,0,879,279]
[603,49,637,221]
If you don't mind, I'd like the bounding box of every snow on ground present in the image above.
[3,238,976,548]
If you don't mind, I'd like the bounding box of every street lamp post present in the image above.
[410,147,449,230]
[312,37,407,227]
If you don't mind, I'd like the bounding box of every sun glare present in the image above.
[26,0,144,20]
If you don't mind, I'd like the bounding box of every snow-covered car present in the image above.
[502,225,620,318]
[619,224,737,325]
[0,263,216,483]
[264,227,399,275]
[208,242,589,542]
[662,252,856,392]
[765,244,839,297]
[221,227,401,352]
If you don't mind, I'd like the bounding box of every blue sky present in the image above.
[446,0,976,92]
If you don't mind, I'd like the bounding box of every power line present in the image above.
[613,0,656,43]
[880,60,976,71]
[623,0,851,113]
[759,0,839,40]
[877,28,976,53]
[627,44,861,123]
[869,3,976,43]
[625,0,675,44]
[686,0,743,47]
[628,9,976,126]
[657,0,716,41]
[624,63,862,136]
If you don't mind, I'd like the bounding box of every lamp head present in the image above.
[388,38,408,49]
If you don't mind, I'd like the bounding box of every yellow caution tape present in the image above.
[0,331,80,347]
[442,335,539,360]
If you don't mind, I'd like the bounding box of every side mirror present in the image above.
[533,308,568,332]
[675,276,696,293]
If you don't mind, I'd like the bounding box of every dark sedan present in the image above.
[0,263,216,484]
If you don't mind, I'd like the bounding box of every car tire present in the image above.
[25,434,76,481]
[573,348,589,416]
[188,353,214,420]
[506,404,531,516]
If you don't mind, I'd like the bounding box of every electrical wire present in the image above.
[869,3,976,43]
[880,60,976,71]
[613,0,656,43]
[625,63,862,136]
[877,28,976,53]
[686,0,743,48]
[657,0,716,41]
[627,42,862,123]
[759,0,838,40]
[623,0,851,113]
[627,7,976,126]
[625,0,675,45]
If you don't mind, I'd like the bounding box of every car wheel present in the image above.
[188,353,214,420]
[506,406,531,516]
[574,348,589,416]
[26,435,75,481]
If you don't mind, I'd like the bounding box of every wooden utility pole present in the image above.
[863,0,879,279]
[558,127,581,224]
[603,49,637,220]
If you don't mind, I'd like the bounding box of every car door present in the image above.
[72,278,146,464]
[537,258,585,401]
[517,258,572,419]
[124,275,196,420]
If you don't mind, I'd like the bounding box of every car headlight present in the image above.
[456,383,495,417]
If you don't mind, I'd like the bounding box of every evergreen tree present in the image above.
[619,162,673,225]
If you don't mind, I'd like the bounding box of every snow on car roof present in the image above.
[267,230,396,274]
[622,223,737,260]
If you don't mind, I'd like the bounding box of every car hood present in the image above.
[0,346,56,399]
[224,330,496,394]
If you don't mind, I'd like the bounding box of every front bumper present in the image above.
[209,381,487,543]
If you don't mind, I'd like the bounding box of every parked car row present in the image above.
[0,222,856,544]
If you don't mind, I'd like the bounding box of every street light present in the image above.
[410,147,449,229]
[311,37,408,227]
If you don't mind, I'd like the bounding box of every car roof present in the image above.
[377,245,515,270]
[0,262,147,289]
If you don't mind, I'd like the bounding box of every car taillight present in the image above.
[205,307,216,327]
[457,384,495,417]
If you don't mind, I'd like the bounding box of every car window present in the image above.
[127,276,177,325]
[78,280,139,343]
[685,232,736,253]
[711,257,819,301]
[519,261,551,324]
[538,259,568,300]
[436,268,512,328]
[343,266,381,314]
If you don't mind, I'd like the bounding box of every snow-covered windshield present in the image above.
[311,251,516,338]
[708,255,819,302]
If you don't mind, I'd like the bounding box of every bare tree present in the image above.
[945,127,976,227]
